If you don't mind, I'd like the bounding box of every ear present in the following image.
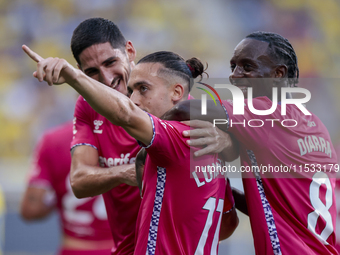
[171,83,185,103]
[125,41,136,63]
[274,65,288,78]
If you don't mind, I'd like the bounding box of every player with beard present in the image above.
[164,31,339,255]
[69,18,140,255]
[23,45,239,254]
[27,18,238,254]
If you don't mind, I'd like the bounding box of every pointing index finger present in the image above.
[22,45,44,62]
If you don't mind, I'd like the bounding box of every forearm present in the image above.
[20,187,55,221]
[232,187,248,216]
[70,71,138,128]
[70,72,151,144]
[21,203,53,221]
[23,46,139,131]
[70,163,135,198]
[219,208,239,240]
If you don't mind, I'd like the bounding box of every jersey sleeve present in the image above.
[27,133,53,189]
[140,114,189,167]
[71,96,99,151]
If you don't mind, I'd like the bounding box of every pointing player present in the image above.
[165,31,339,254]
[20,121,113,255]
[23,45,239,254]
[67,18,237,254]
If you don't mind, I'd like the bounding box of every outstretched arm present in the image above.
[22,45,153,145]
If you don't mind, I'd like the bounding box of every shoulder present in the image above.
[143,115,190,165]
[144,114,189,149]
[75,95,87,106]
[74,96,104,127]
[46,121,73,135]
[151,114,189,133]
[34,122,73,157]
[43,121,73,143]
[75,95,96,114]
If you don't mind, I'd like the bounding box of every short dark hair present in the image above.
[246,31,299,86]
[71,18,127,65]
[137,51,206,91]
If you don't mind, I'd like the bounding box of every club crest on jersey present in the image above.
[93,120,103,134]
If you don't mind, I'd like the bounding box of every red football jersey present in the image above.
[71,96,141,255]
[28,122,112,242]
[223,97,338,255]
[134,115,232,255]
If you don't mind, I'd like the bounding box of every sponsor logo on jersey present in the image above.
[99,153,136,167]
[307,120,316,127]
[93,120,103,134]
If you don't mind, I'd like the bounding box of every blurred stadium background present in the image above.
[0,0,340,254]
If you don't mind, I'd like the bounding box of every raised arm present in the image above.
[22,45,153,145]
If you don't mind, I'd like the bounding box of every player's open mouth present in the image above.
[111,77,121,90]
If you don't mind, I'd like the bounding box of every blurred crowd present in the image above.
[0,0,339,254]
[0,0,339,186]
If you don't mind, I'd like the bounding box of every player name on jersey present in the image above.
[192,161,227,188]
[298,135,332,158]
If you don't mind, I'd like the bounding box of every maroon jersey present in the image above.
[28,121,112,242]
[71,96,141,255]
[223,97,338,255]
[134,115,232,255]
